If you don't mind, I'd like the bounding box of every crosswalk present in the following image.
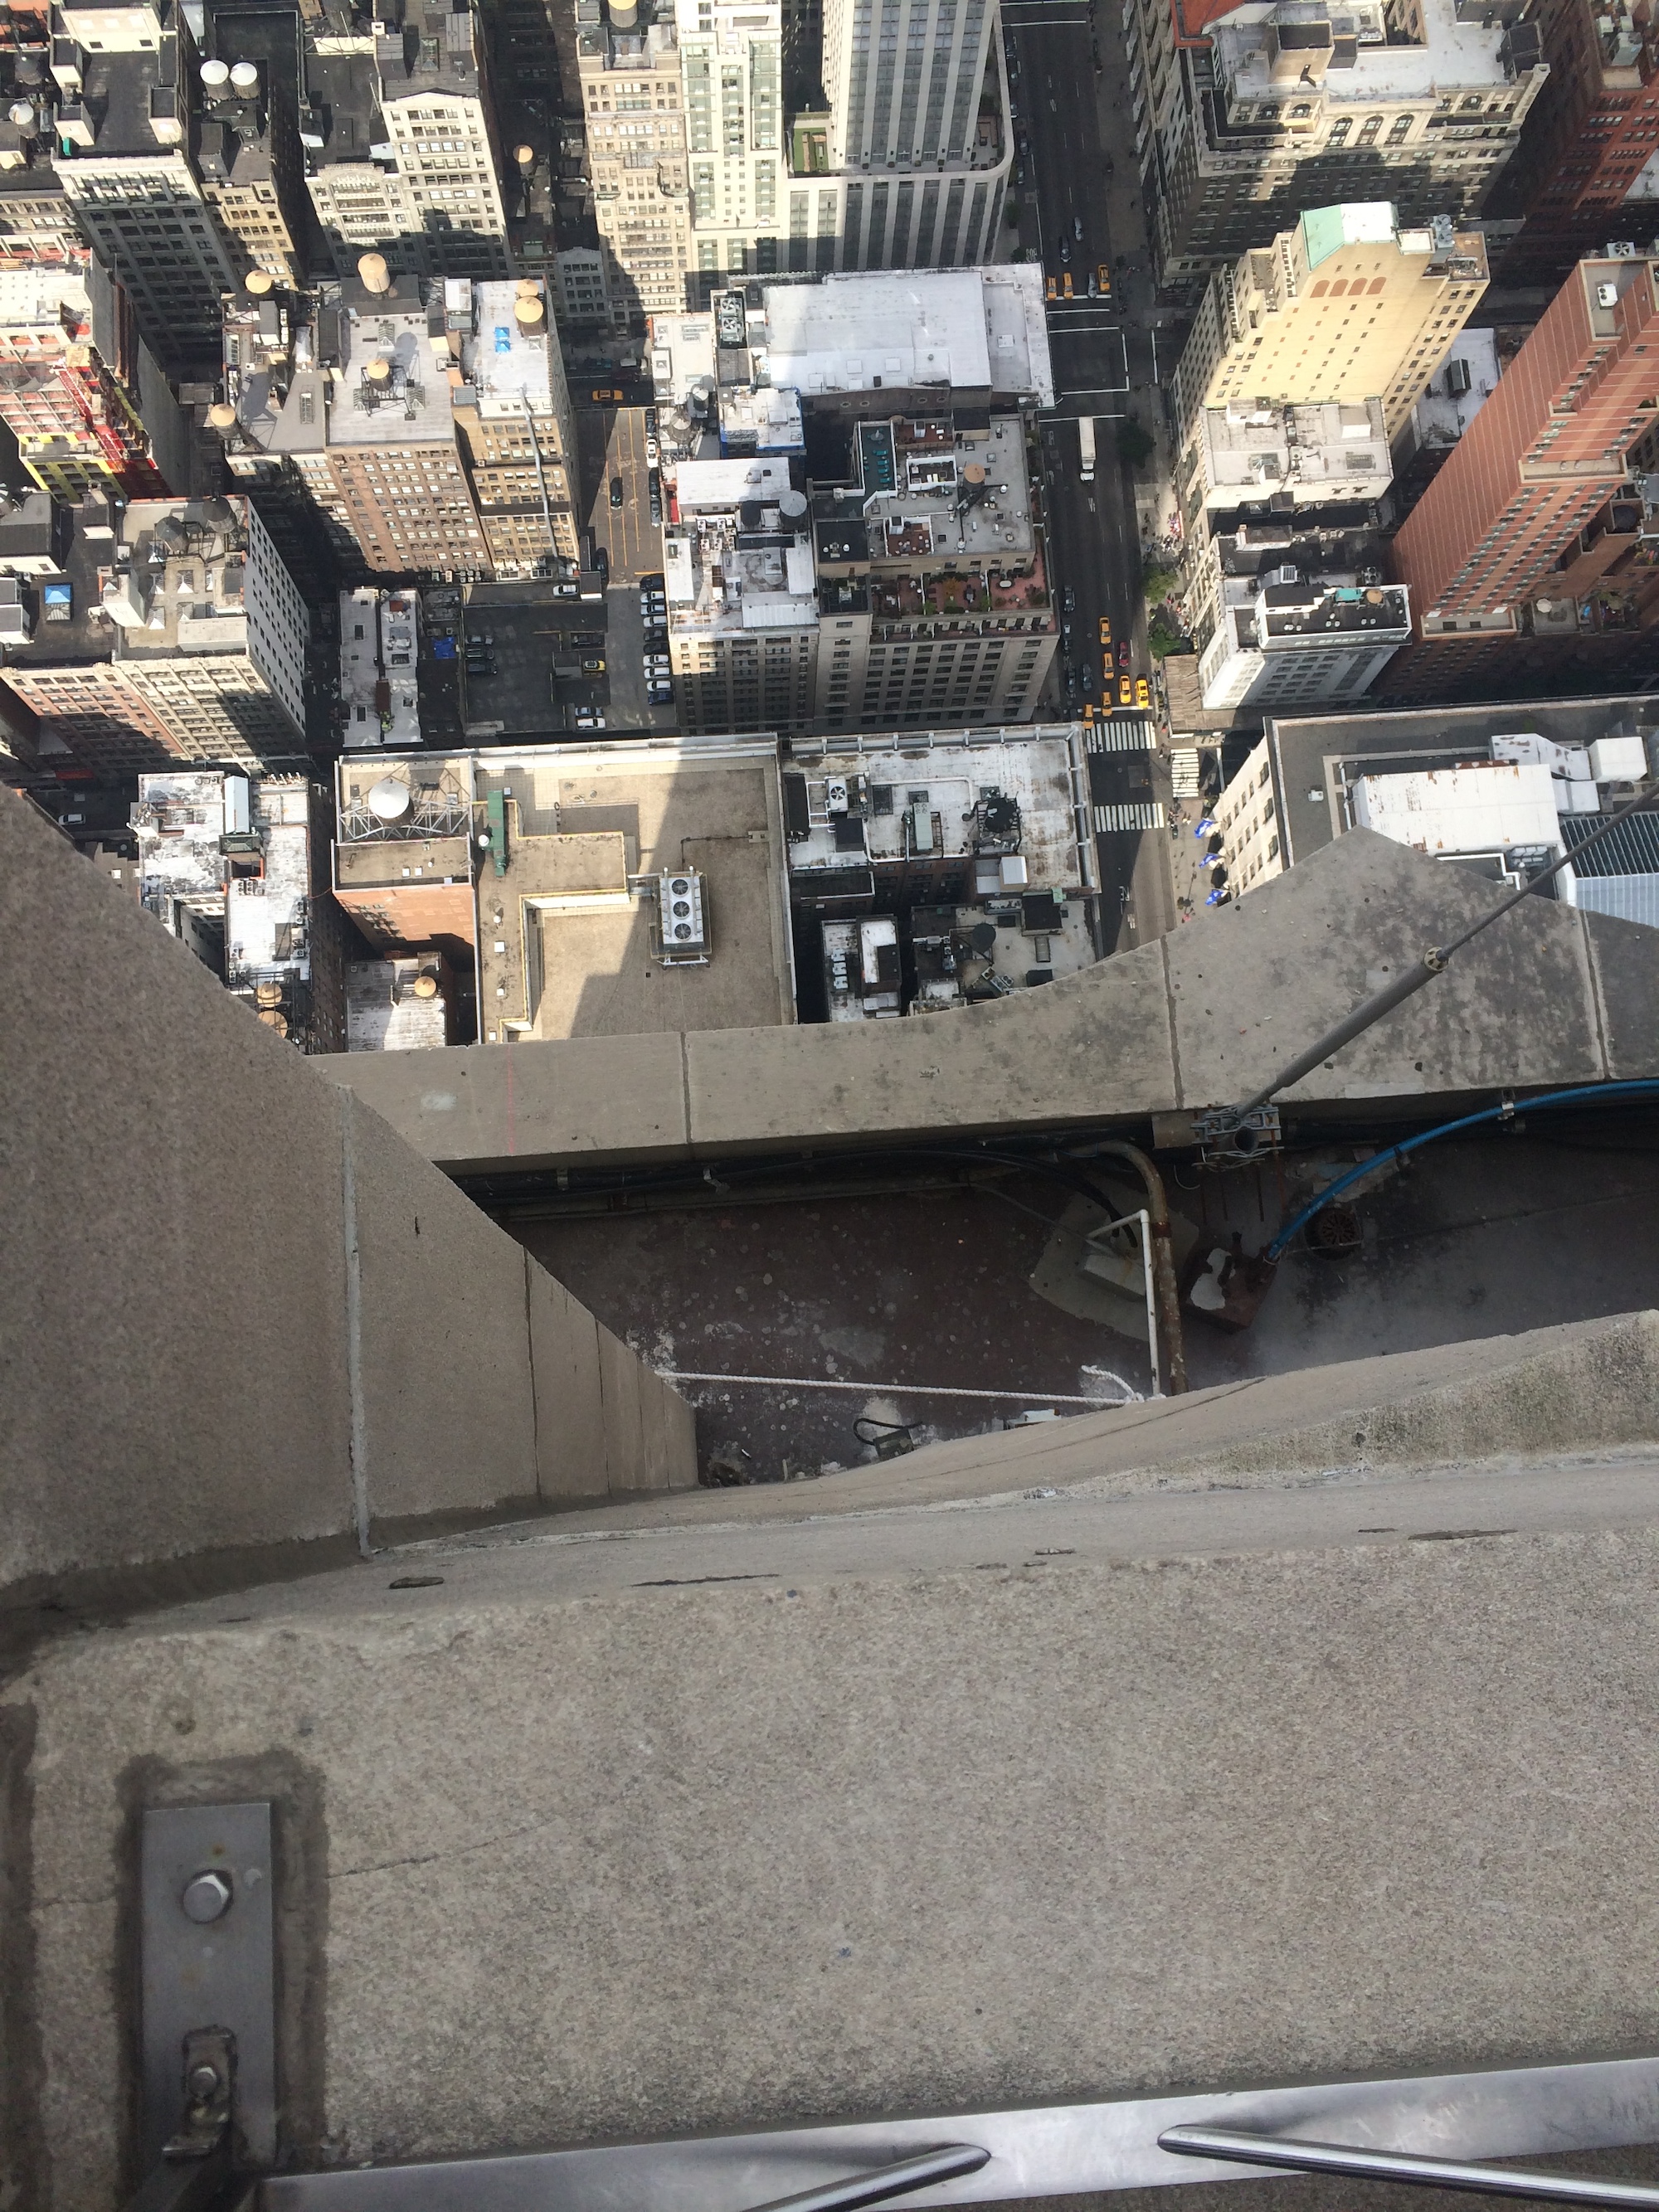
[1084,717,1154,752]
[1093,801,1166,833]
[1169,746,1203,797]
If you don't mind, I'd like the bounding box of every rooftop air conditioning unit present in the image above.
[1606,240,1638,258]
[1598,281,1620,307]
[658,868,708,962]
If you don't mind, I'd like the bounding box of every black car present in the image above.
[1062,586,1076,615]
[610,475,625,508]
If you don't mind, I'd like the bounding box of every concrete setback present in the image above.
[1168,834,1605,1107]
[682,945,1179,1151]
[1583,907,1659,1082]
[314,833,1659,1177]
[323,1027,693,1175]
[0,789,695,1598]
[345,1093,540,1527]
[526,1262,610,1503]
[0,789,356,1587]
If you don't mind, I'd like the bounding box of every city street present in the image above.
[1004,0,1183,949]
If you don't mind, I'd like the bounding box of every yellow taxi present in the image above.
[1136,675,1151,710]
[590,387,624,402]
[1098,615,1112,645]
[1097,264,1112,298]
[1117,673,1133,708]
[1102,653,1114,690]
[1062,271,1074,299]
[1046,276,1058,301]
[1082,700,1095,725]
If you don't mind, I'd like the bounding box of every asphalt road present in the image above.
[1005,0,1178,949]
[572,396,675,733]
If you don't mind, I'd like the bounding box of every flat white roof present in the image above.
[761,272,994,396]
[1352,761,1562,854]
[465,281,557,414]
[671,455,795,508]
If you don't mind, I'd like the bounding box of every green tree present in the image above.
[1117,418,1155,467]
[1142,562,1180,605]
[1147,610,1188,660]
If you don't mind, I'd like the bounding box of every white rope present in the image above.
[659,1369,1143,1406]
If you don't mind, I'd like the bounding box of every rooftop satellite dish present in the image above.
[367,777,412,822]
[357,251,392,294]
[244,265,275,294]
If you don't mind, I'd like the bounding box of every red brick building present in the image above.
[1494,0,1659,284]
[1380,254,1659,703]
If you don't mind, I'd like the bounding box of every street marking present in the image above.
[1087,717,1155,752]
[1094,801,1166,832]
[1170,747,1202,797]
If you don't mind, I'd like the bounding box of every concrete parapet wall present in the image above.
[315,833,1659,1177]
[0,790,695,1603]
[12,1451,1659,2204]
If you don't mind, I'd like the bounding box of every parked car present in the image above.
[1046,275,1058,302]
[1081,662,1094,695]
[1062,586,1075,615]
[591,387,623,402]
[581,657,606,674]
[610,475,625,508]
[1058,236,1070,264]
[1117,639,1131,671]
[1062,272,1073,298]
[1097,263,1112,296]
[1073,214,1083,241]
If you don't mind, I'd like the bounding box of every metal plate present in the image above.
[255,2054,1659,2210]
[141,1801,275,2172]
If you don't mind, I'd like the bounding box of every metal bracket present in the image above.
[140,1801,275,2174]
[1190,1103,1282,1161]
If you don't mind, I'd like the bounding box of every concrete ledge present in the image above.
[0,790,696,1600]
[14,1497,1659,2200]
[314,835,1659,1179]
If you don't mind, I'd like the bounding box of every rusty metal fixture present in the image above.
[1068,1139,1187,1394]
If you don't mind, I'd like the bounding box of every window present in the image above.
[1357,114,1383,143]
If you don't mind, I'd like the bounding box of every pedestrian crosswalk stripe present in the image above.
[1092,802,1166,832]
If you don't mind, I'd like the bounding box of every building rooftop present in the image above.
[1263,694,1659,870]
[664,456,817,638]
[462,279,557,413]
[1201,396,1390,504]
[810,412,1037,571]
[1404,326,1500,454]
[1213,0,1520,105]
[103,495,252,658]
[340,585,421,748]
[333,738,797,1043]
[785,726,1093,973]
[373,0,486,106]
[752,268,1054,406]
[300,45,388,176]
[133,765,313,985]
[328,274,456,447]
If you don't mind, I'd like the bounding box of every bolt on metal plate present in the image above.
[141,1802,275,2173]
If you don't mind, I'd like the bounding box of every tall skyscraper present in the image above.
[821,0,993,170]
[51,0,243,372]
[1384,252,1659,702]
[1170,204,1490,473]
[1125,0,1547,293]
[302,0,511,283]
[0,494,312,771]
[1488,0,1659,284]
[583,0,1008,308]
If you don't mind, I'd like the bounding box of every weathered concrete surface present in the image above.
[12,1493,1659,2205]
[0,789,694,1597]
[346,1092,541,1525]
[0,785,357,1587]
[327,1027,693,1176]
[314,834,1659,1177]
[1169,834,1605,1107]
[430,1310,1659,1537]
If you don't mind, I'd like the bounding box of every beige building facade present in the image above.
[1170,202,1490,468]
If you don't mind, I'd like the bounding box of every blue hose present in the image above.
[1265,1079,1659,1262]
